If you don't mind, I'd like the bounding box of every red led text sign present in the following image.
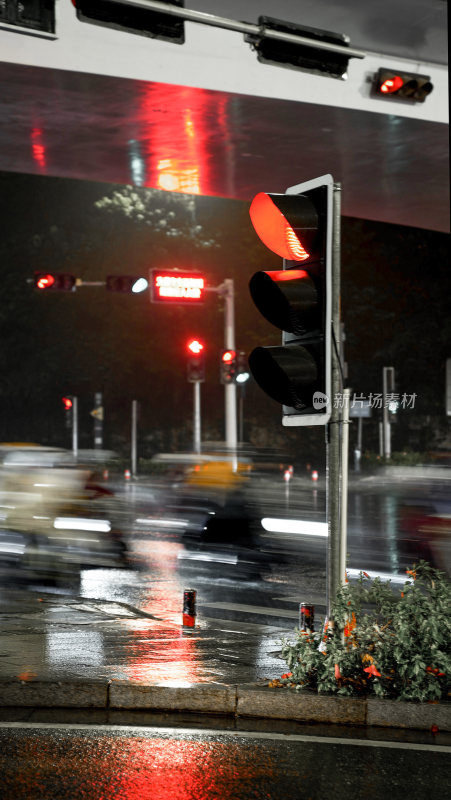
[150,270,205,303]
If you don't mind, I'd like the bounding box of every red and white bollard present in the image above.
[311,469,318,482]
[124,468,131,481]
[299,603,315,632]
[102,469,109,481]
[183,589,196,628]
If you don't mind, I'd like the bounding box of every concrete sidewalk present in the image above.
[0,588,449,733]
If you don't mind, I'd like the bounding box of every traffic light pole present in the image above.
[72,396,78,458]
[208,279,238,454]
[326,182,343,620]
[193,381,201,455]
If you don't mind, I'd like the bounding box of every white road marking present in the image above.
[201,601,299,618]
[0,722,448,752]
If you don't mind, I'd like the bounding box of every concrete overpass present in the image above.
[0,0,448,231]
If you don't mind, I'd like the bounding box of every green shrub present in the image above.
[277,562,450,702]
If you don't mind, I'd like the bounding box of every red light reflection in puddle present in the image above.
[1,735,278,799]
[121,540,211,684]
[137,84,230,195]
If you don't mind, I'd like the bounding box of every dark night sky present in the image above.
[0,170,449,460]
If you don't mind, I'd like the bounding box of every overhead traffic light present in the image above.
[73,0,185,43]
[34,273,76,292]
[106,275,148,293]
[248,174,333,426]
[245,18,352,79]
[186,339,205,383]
[220,349,237,384]
[372,68,433,103]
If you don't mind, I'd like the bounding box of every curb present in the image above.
[0,680,449,732]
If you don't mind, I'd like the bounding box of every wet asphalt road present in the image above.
[0,722,449,800]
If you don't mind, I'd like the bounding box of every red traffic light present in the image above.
[62,396,73,411]
[249,193,318,262]
[380,75,404,93]
[222,349,236,363]
[36,273,56,290]
[34,272,76,291]
[372,68,433,103]
[187,339,204,355]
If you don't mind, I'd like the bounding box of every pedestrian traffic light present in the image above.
[62,396,73,411]
[73,0,185,44]
[372,68,433,103]
[248,174,333,426]
[106,275,148,293]
[187,339,205,383]
[34,273,76,292]
[220,349,237,384]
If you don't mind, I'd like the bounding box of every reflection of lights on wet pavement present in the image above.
[46,630,104,666]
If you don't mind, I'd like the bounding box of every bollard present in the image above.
[311,469,318,482]
[299,603,315,631]
[102,469,109,481]
[183,589,196,628]
[124,468,131,481]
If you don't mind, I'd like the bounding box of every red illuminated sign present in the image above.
[150,270,205,303]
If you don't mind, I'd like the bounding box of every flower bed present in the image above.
[275,562,450,702]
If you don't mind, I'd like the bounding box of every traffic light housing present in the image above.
[187,339,205,383]
[372,68,433,103]
[62,396,73,429]
[248,174,333,426]
[245,18,351,79]
[220,349,237,384]
[236,351,250,384]
[74,0,185,44]
[34,273,76,292]
[106,275,148,293]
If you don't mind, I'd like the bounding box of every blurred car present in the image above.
[0,445,130,586]
[399,499,451,574]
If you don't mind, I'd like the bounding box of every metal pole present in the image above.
[131,400,138,476]
[72,396,78,458]
[107,0,366,58]
[193,381,201,455]
[223,279,237,454]
[339,388,351,585]
[94,392,103,450]
[382,366,393,459]
[326,182,342,619]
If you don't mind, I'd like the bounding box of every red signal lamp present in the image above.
[222,349,236,363]
[187,339,204,355]
[62,396,73,411]
[36,273,56,290]
[249,193,319,262]
[380,75,404,93]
